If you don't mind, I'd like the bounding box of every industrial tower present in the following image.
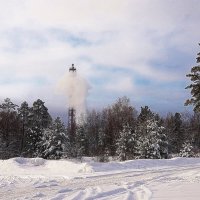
[68,64,76,142]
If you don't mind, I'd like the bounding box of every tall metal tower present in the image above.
[68,64,76,142]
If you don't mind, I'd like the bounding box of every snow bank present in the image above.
[0,157,200,178]
[88,157,200,173]
[0,157,93,178]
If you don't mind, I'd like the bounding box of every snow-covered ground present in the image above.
[0,157,200,200]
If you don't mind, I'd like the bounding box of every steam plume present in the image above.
[57,68,90,118]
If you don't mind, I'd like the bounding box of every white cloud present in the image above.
[0,0,199,113]
[106,76,134,93]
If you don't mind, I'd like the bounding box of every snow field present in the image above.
[0,157,200,199]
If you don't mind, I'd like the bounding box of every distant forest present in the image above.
[0,96,199,161]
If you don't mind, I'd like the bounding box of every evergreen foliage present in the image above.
[189,113,200,148]
[38,117,69,159]
[18,101,30,154]
[0,96,200,160]
[0,98,21,158]
[137,106,154,123]
[137,118,168,159]
[116,124,136,161]
[179,141,194,157]
[97,128,108,161]
[185,44,200,112]
[75,125,87,159]
[25,99,52,157]
[165,113,184,153]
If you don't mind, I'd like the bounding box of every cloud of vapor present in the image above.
[57,68,90,117]
[0,0,199,115]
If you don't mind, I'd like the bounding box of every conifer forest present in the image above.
[0,96,199,161]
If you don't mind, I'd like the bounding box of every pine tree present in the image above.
[0,98,21,158]
[0,98,18,113]
[75,125,87,159]
[116,126,127,161]
[137,106,155,139]
[138,119,168,159]
[98,128,106,151]
[18,101,30,154]
[165,113,184,154]
[138,106,154,124]
[185,44,200,112]
[97,128,107,159]
[0,98,19,146]
[116,124,137,161]
[39,117,69,159]
[26,99,52,157]
[179,141,194,157]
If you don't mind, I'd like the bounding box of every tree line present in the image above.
[0,45,200,161]
[0,96,199,161]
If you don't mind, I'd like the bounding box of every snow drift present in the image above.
[0,157,93,177]
[1,157,200,177]
[1,157,200,200]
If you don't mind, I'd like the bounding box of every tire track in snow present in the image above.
[1,165,200,200]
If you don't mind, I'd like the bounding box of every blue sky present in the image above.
[0,0,199,117]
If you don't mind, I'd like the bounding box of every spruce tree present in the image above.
[97,128,108,162]
[116,124,137,161]
[75,125,87,159]
[26,99,52,157]
[179,141,194,157]
[138,119,168,159]
[0,98,21,158]
[165,113,184,154]
[116,125,128,161]
[18,101,30,154]
[138,106,154,124]
[39,117,69,159]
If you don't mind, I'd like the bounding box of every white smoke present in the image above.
[57,69,90,118]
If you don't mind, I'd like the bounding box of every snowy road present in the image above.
[0,158,200,199]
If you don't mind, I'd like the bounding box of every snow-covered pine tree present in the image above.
[97,128,109,162]
[137,106,154,124]
[98,128,106,150]
[39,117,69,159]
[116,126,127,161]
[0,98,21,158]
[116,124,137,161]
[138,119,168,159]
[179,141,194,157]
[75,125,87,159]
[137,106,155,141]
[53,117,70,158]
[26,99,52,157]
[18,101,30,154]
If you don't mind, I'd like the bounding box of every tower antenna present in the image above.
[68,64,77,143]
